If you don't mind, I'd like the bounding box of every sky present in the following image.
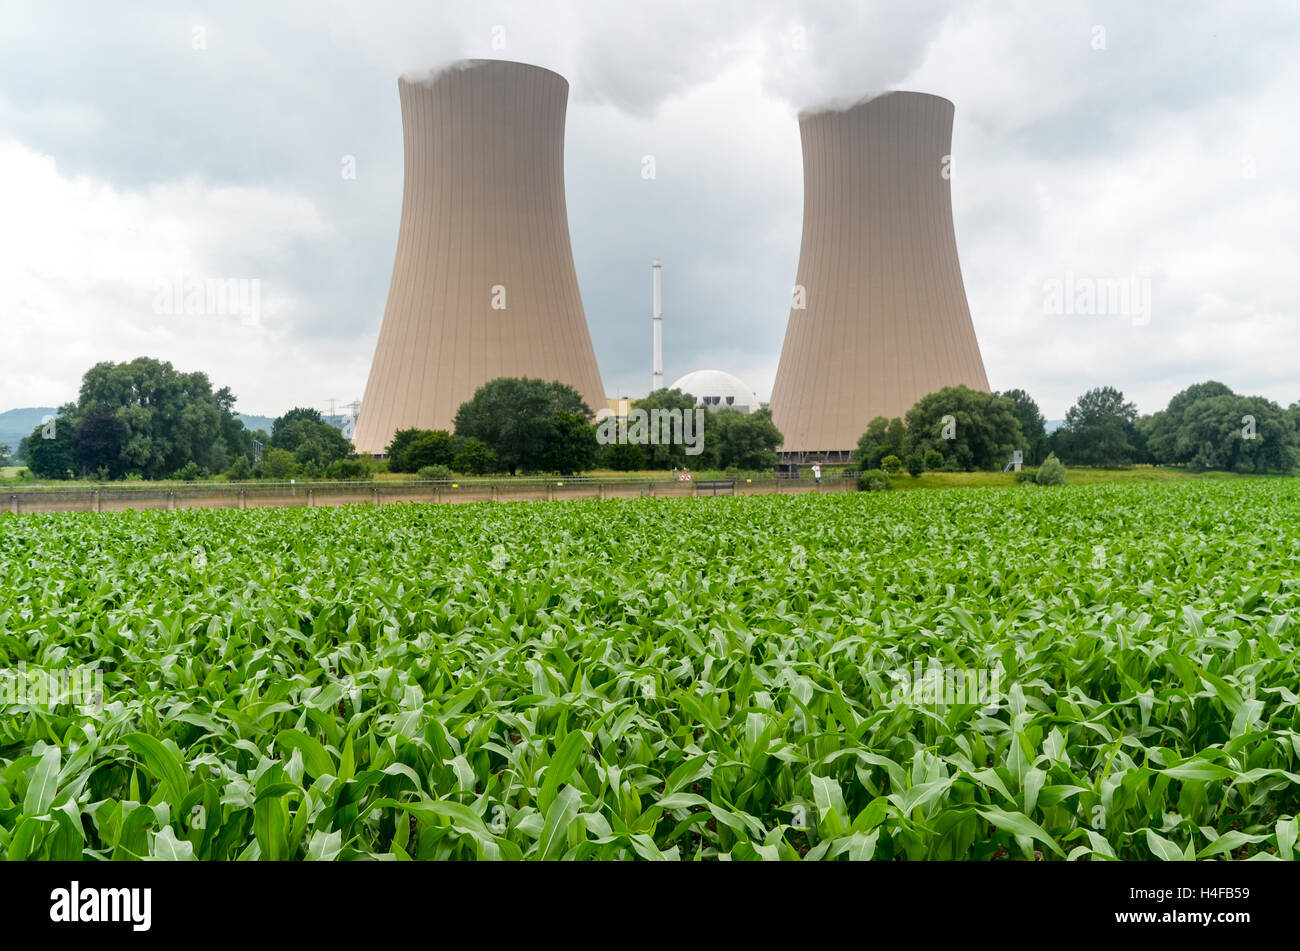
[0,0,1296,420]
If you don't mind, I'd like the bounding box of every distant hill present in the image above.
[0,406,58,462]
[235,413,276,435]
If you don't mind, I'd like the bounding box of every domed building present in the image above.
[667,370,760,414]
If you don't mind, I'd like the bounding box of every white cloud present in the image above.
[0,140,354,414]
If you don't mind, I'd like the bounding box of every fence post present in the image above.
[94,489,101,513]
[169,490,175,510]
[9,494,16,516]
[308,488,314,508]
[372,486,379,506]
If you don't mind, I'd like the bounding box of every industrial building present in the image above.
[768,91,990,460]
[353,60,606,455]
[668,370,761,414]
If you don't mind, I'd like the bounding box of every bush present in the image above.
[404,430,455,471]
[453,438,498,475]
[923,449,944,470]
[1014,469,1037,484]
[174,461,206,482]
[264,448,297,479]
[904,453,925,477]
[417,464,453,481]
[880,454,902,474]
[940,456,963,472]
[603,441,645,472]
[1036,453,1067,486]
[859,468,891,492]
[325,457,372,480]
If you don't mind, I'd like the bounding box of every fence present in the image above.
[2,473,860,516]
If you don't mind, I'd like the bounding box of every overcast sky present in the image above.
[1,0,1296,420]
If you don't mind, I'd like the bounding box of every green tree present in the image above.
[78,357,233,478]
[904,453,925,477]
[544,411,600,475]
[1143,381,1298,472]
[264,447,297,479]
[1053,387,1142,467]
[700,409,783,470]
[602,441,645,471]
[880,454,902,474]
[403,430,455,471]
[999,389,1049,464]
[384,428,423,472]
[452,377,593,475]
[452,438,498,475]
[0,444,10,465]
[270,408,353,468]
[631,388,698,469]
[19,415,76,479]
[854,416,906,469]
[923,449,944,470]
[73,410,129,478]
[898,386,1023,470]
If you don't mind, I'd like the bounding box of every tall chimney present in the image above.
[652,259,663,393]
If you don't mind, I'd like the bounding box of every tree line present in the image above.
[385,377,784,476]
[16,359,785,481]
[19,357,365,481]
[17,356,1296,482]
[855,382,1300,473]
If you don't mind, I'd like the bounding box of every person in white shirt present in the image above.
[811,463,822,485]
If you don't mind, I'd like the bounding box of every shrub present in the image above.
[1036,453,1067,486]
[264,448,297,479]
[880,454,902,474]
[904,453,925,477]
[453,438,498,475]
[174,461,206,482]
[924,449,944,470]
[417,464,453,481]
[325,457,372,480]
[1014,469,1037,484]
[859,468,891,492]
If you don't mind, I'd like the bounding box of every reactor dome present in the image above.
[667,370,760,414]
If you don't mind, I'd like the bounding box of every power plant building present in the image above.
[768,91,990,459]
[353,60,606,454]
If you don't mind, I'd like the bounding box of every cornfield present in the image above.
[1,480,1297,860]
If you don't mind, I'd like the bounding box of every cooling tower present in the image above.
[768,91,989,457]
[354,60,606,454]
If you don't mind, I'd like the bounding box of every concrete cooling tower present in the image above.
[354,60,606,454]
[768,91,989,458]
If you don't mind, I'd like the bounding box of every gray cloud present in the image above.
[1,0,1297,422]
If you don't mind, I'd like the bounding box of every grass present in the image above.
[887,466,1256,490]
[1,479,1297,860]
